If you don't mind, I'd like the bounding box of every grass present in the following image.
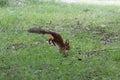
[0,1,120,80]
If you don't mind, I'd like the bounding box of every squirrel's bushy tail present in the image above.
[28,28,51,34]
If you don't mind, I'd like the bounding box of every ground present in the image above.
[0,1,120,80]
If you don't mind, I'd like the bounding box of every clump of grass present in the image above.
[0,0,9,7]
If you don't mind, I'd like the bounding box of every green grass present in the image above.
[0,2,120,80]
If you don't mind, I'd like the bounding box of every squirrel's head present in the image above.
[64,40,70,50]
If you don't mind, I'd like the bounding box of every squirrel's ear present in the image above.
[65,40,67,43]
[67,39,69,43]
[65,39,69,44]
[67,40,69,45]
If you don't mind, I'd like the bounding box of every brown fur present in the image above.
[28,28,70,52]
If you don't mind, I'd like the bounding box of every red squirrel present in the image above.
[28,28,70,52]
